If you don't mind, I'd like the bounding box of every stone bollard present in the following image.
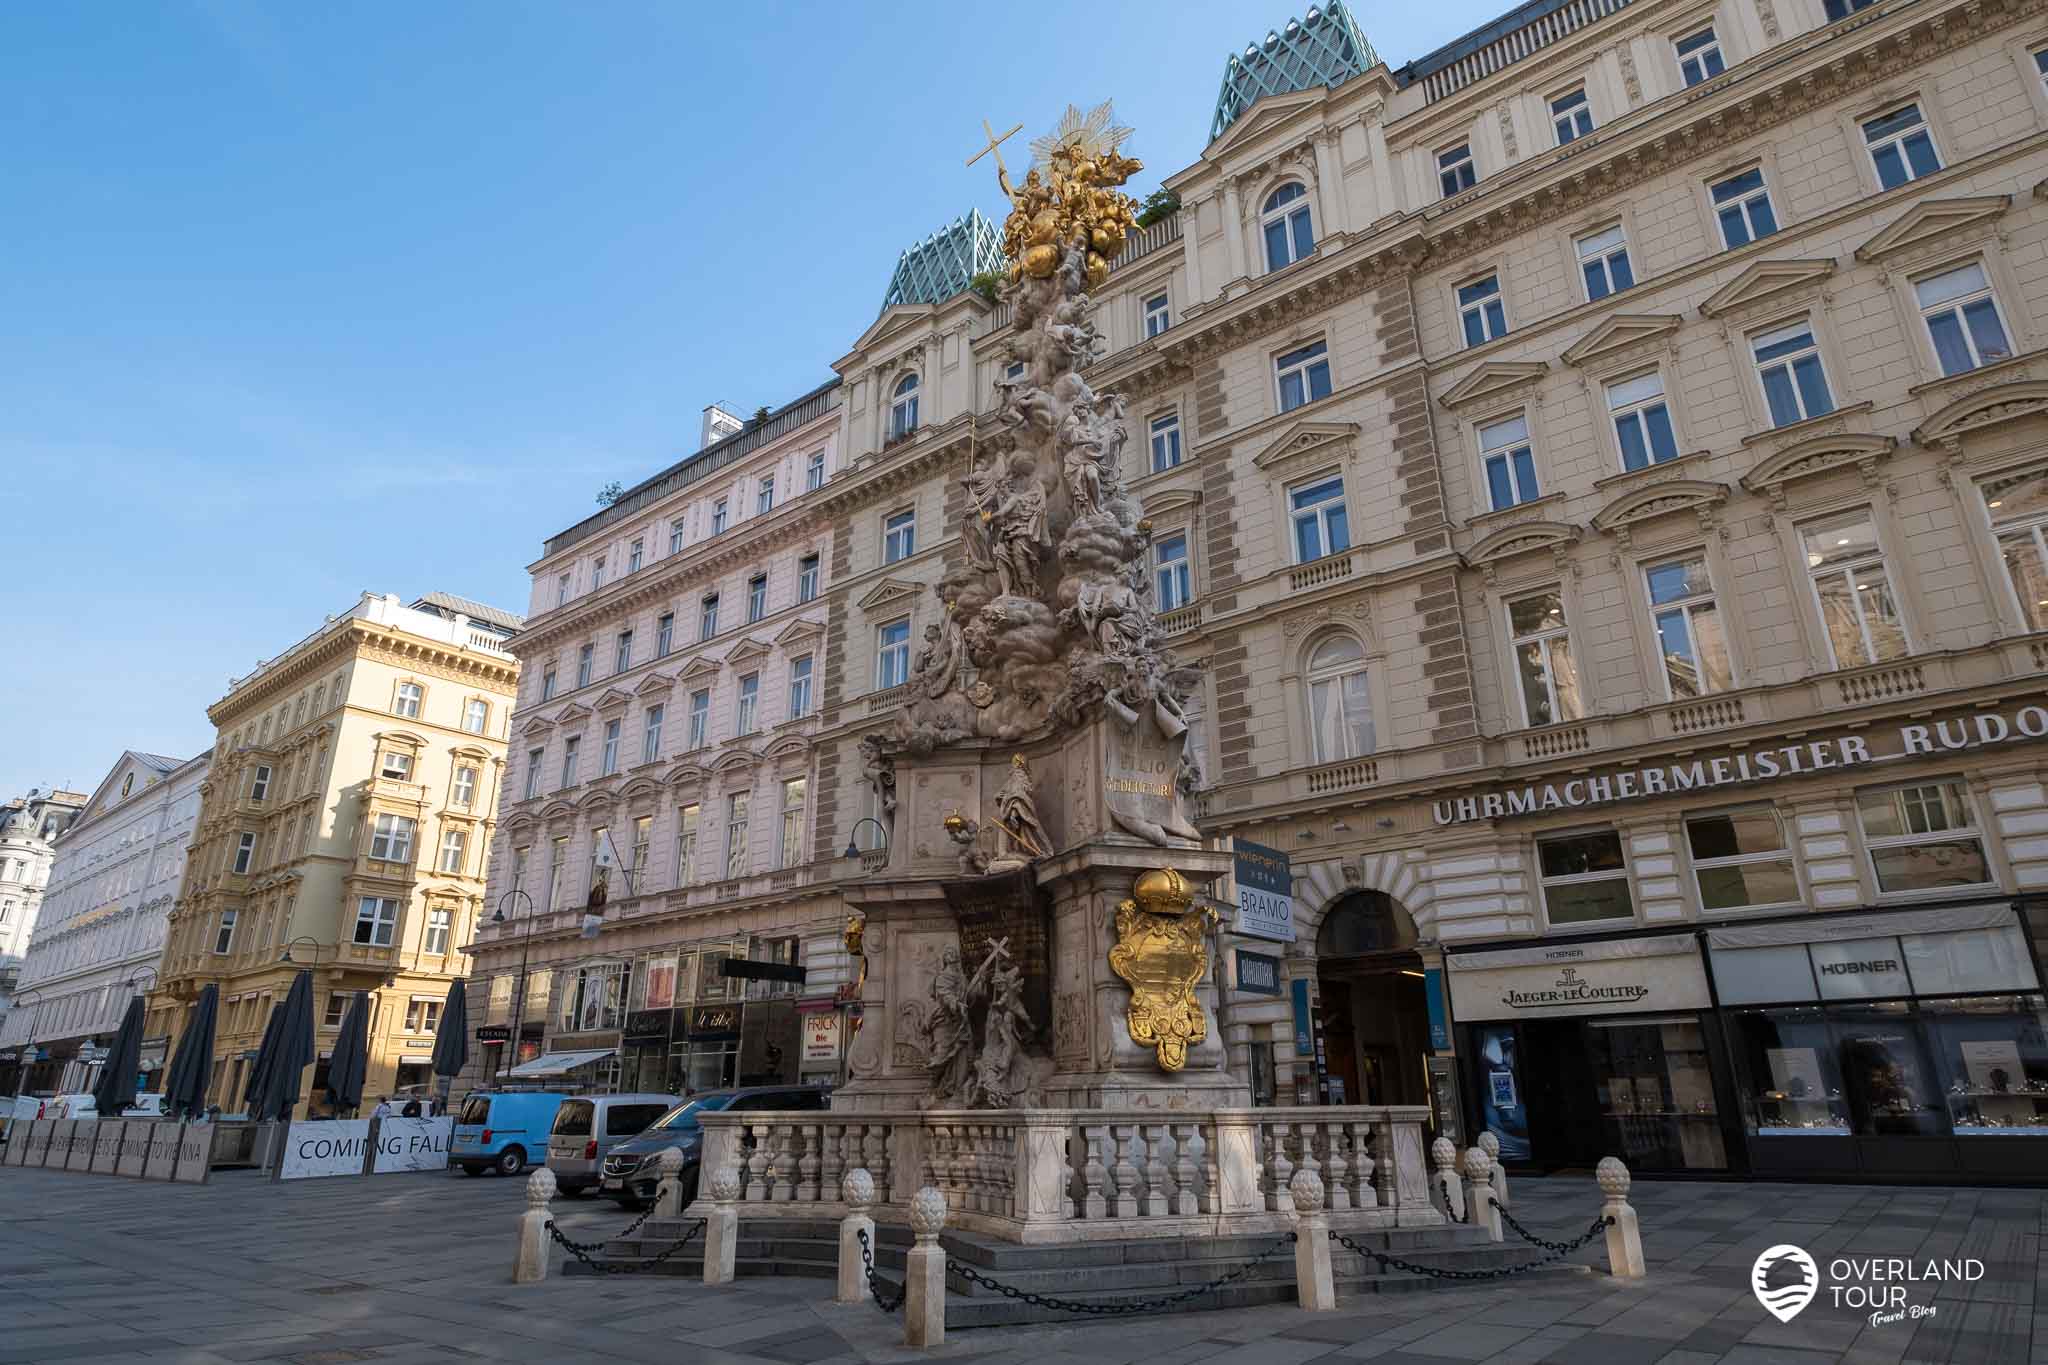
[1463,1147,1501,1241]
[1597,1157,1645,1279]
[651,1148,686,1218]
[838,1167,877,1305]
[514,1167,557,1284]
[703,1164,742,1286]
[904,1186,948,1348]
[1477,1130,1509,1208]
[1289,1170,1336,1311]
[1430,1135,1462,1220]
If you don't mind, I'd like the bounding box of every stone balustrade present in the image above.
[691,1104,1440,1244]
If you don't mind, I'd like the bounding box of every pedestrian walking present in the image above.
[371,1096,395,1120]
[401,1096,422,1118]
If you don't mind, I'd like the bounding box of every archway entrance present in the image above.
[1315,891,1431,1108]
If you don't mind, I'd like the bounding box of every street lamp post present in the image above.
[490,884,536,1083]
[842,818,889,862]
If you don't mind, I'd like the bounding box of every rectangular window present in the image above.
[524,748,544,800]
[1275,341,1332,413]
[323,994,348,1028]
[798,553,820,603]
[884,509,916,564]
[370,814,415,863]
[1645,556,1733,698]
[656,612,674,658]
[249,766,271,801]
[1856,781,1991,893]
[628,539,643,573]
[711,499,728,534]
[394,682,422,718]
[688,690,709,749]
[669,519,684,555]
[2036,46,2048,91]
[788,655,813,718]
[560,736,580,788]
[214,910,237,955]
[1155,534,1192,611]
[1752,322,1834,427]
[778,777,806,869]
[757,475,775,516]
[601,719,621,776]
[675,804,700,886]
[1710,168,1778,248]
[438,828,467,874]
[1507,592,1582,728]
[700,593,719,640]
[747,574,767,623]
[1144,292,1170,338]
[547,836,568,910]
[462,698,488,735]
[1551,88,1594,144]
[1438,142,1476,197]
[424,908,451,956]
[1576,225,1634,301]
[1675,26,1724,86]
[353,896,398,947]
[380,751,412,781]
[614,630,633,674]
[1289,476,1350,562]
[453,765,477,807]
[592,556,606,590]
[806,450,826,491]
[631,814,653,881]
[1801,513,1908,667]
[1862,104,1941,191]
[576,644,594,688]
[233,832,257,875]
[877,619,912,690]
[1607,371,1680,471]
[1538,831,1634,925]
[1149,412,1183,471]
[642,704,664,764]
[1458,274,1507,347]
[726,793,750,880]
[1479,413,1539,511]
[541,665,557,700]
[1686,807,1798,912]
[1985,468,2048,631]
[736,673,759,735]
[406,996,444,1030]
[557,572,572,606]
[1915,263,2012,375]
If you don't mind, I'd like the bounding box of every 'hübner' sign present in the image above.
[1434,706,2048,826]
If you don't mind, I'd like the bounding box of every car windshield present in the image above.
[650,1094,736,1130]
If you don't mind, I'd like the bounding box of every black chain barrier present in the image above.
[1331,1214,1613,1284]
[1499,1206,1607,1254]
[941,1230,1298,1318]
[1439,1182,1470,1224]
[855,1226,907,1314]
[547,1213,705,1275]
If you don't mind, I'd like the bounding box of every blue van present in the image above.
[450,1091,569,1176]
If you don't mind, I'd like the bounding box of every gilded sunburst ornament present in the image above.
[1028,100,1133,170]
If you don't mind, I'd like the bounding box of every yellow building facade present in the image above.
[149,592,519,1115]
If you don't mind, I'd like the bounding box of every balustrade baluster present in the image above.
[745,1121,771,1202]
[819,1121,845,1203]
[1324,1122,1350,1212]
[1348,1122,1376,1209]
[869,1122,893,1203]
[1297,1120,1323,1193]
[1197,1121,1220,1214]
[1138,1123,1169,1217]
[1168,1122,1198,1216]
[1266,1122,1293,1212]
[796,1122,820,1202]
[1081,1124,1109,1219]
[1110,1122,1139,1219]
[771,1124,798,1202]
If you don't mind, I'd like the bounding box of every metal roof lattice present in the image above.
[1211,2,1379,143]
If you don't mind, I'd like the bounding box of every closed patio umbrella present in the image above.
[89,995,146,1118]
[251,970,317,1122]
[240,1001,286,1117]
[324,991,371,1116]
[429,979,468,1110]
[162,984,220,1120]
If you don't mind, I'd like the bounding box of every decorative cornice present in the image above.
[1912,377,2048,449]
[1561,313,1684,368]
[1741,433,1897,508]
[1466,519,1584,586]
[1699,258,1838,319]
[1250,419,1360,472]
[1590,478,1732,548]
[1437,361,1549,411]
[1855,194,2013,264]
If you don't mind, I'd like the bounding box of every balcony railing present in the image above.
[1289,552,1357,592]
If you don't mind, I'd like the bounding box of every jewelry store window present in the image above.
[1588,1016,1727,1169]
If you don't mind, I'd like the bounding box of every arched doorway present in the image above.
[1315,891,1431,1108]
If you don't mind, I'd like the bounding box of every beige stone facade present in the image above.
[149,593,518,1116]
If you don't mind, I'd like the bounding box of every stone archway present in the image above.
[1307,884,1431,1110]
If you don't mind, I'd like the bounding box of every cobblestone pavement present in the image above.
[0,1164,2039,1364]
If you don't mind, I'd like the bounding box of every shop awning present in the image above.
[507,1048,615,1078]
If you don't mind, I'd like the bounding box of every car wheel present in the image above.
[494,1146,527,1177]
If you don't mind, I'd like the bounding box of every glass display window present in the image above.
[1730,1005,1851,1135]
[1587,1017,1727,1169]
[1923,995,2048,1136]
[1833,1002,1945,1137]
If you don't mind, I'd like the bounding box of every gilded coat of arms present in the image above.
[1107,867,1217,1072]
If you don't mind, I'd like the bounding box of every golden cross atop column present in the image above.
[966,118,1024,178]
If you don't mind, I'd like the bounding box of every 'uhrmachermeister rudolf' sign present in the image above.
[1432,704,2048,827]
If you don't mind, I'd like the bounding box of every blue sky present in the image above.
[1,0,1503,800]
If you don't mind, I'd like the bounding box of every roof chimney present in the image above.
[700,404,745,450]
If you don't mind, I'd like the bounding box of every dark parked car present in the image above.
[599,1085,828,1209]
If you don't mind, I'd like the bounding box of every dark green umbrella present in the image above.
[429,978,468,1106]
[162,983,220,1120]
[89,995,146,1118]
[251,970,317,1122]
[240,1001,286,1117]
[324,991,371,1115]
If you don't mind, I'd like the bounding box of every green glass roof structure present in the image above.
[1210,2,1379,143]
[880,209,1004,312]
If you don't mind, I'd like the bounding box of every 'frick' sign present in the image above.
[1433,705,2048,826]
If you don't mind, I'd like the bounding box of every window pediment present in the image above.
[674,656,723,684]
[663,760,709,787]
[1467,520,1582,577]
[618,775,664,801]
[518,714,557,738]
[762,735,810,762]
[593,688,633,713]
[1251,419,1359,473]
[1209,88,1326,159]
[774,618,825,648]
[1855,195,2011,264]
[536,799,576,822]
[1911,378,2048,449]
[1561,314,1684,368]
[1590,479,1730,544]
[633,671,675,698]
[553,702,593,724]
[850,303,935,356]
[1143,488,1203,518]
[1698,258,1837,319]
[1438,362,1548,412]
[857,577,924,611]
[1741,434,1896,506]
[711,749,757,774]
[724,636,772,667]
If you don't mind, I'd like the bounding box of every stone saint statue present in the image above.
[912,609,967,700]
[991,478,1047,600]
[923,944,999,1106]
[994,753,1051,860]
[971,958,1033,1108]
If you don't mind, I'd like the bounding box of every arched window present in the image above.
[889,373,920,440]
[1316,891,1416,957]
[1304,633,1373,762]
[1262,183,1315,273]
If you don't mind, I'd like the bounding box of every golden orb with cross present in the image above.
[968,102,1142,288]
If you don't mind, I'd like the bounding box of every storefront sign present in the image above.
[1290,978,1314,1056]
[802,1011,842,1063]
[474,1024,511,1043]
[688,1004,741,1041]
[1232,840,1296,942]
[1449,935,1712,1021]
[1425,968,1451,1052]
[1235,950,1283,997]
[1708,908,2037,1005]
[623,1009,673,1040]
[279,1120,374,1180]
[1433,703,2048,825]
[371,1117,453,1173]
[1810,938,1913,1000]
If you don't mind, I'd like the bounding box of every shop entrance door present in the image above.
[1521,1018,1601,1169]
[1315,891,1431,1108]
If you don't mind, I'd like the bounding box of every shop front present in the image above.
[682,1003,741,1092]
[1450,933,1731,1174]
[1706,902,2046,1181]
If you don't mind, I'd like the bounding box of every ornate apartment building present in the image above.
[475,0,2048,1182]
[148,592,519,1115]
[0,787,87,1089]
